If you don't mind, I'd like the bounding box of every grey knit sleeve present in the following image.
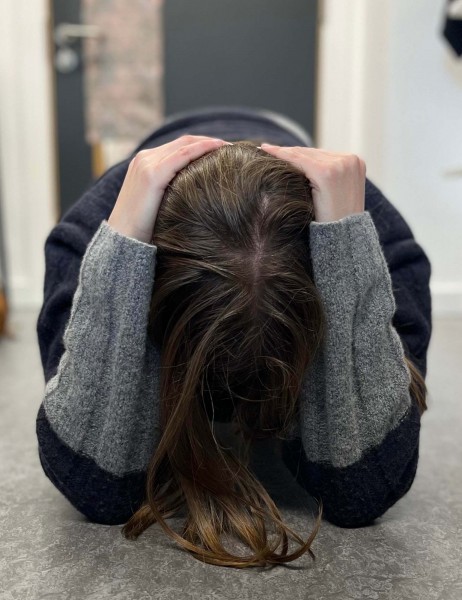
[293,210,413,468]
[41,219,162,478]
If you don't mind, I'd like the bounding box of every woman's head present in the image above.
[149,140,326,433]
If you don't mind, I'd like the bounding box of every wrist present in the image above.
[106,217,152,244]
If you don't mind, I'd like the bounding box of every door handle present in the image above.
[54,23,103,46]
[53,24,103,74]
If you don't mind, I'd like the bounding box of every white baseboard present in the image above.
[430,282,462,318]
[6,278,44,312]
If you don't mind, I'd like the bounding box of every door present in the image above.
[50,0,94,220]
[50,0,320,220]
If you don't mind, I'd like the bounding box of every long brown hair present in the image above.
[121,140,428,568]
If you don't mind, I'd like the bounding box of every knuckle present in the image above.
[322,162,340,179]
[132,150,149,166]
[138,159,149,177]
[180,134,196,143]
[349,154,363,168]
[138,164,154,185]
[129,150,160,186]
[177,145,192,157]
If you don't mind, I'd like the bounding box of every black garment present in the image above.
[442,0,462,56]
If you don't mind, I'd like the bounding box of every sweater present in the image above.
[35,110,432,528]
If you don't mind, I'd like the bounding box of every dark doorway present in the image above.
[50,0,93,220]
[163,0,320,139]
[50,0,320,219]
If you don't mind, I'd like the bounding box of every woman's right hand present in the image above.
[108,135,231,244]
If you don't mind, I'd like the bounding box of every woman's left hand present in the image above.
[259,144,366,223]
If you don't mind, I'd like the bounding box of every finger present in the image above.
[151,139,229,190]
[259,144,311,173]
[138,136,223,164]
[137,135,226,162]
[259,145,319,164]
[261,144,349,159]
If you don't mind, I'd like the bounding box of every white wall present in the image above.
[1,0,461,316]
[317,0,462,317]
[0,0,57,310]
[385,0,462,315]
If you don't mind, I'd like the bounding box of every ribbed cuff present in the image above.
[308,211,395,315]
[76,219,158,305]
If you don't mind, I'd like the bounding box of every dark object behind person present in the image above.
[35,107,432,568]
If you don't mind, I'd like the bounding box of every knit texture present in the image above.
[292,211,415,467]
[40,220,161,477]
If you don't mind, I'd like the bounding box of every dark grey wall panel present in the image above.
[163,0,319,139]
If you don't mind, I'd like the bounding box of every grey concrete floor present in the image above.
[1,308,461,600]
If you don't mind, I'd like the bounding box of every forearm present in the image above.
[283,211,421,526]
[36,220,162,521]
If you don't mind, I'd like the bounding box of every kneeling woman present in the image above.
[36,120,431,569]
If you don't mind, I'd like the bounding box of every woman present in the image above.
[36,106,432,568]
